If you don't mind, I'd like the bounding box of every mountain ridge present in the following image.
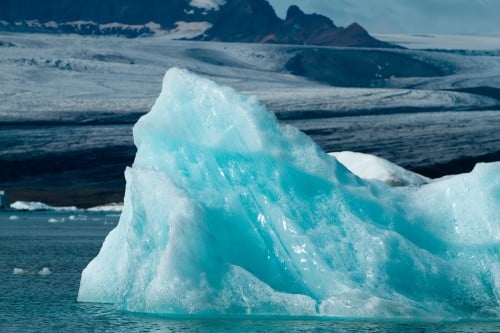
[0,0,396,47]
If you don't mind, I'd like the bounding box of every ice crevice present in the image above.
[78,67,500,320]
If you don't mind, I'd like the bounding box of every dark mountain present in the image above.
[0,0,395,47]
[270,5,391,47]
[200,0,282,43]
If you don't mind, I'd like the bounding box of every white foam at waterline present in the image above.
[38,267,52,276]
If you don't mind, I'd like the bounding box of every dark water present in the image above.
[1,211,499,332]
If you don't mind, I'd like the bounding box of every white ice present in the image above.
[329,151,430,186]
[38,267,52,276]
[10,201,77,212]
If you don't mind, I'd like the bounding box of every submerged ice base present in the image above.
[78,68,500,320]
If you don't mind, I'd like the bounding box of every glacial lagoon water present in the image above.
[0,211,499,332]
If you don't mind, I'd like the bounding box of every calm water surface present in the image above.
[1,211,499,332]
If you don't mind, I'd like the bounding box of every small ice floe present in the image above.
[87,203,124,212]
[13,268,29,275]
[68,214,87,221]
[48,217,65,223]
[38,267,52,276]
[11,201,78,212]
[9,215,19,220]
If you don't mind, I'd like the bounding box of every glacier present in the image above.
[78,68,500,320]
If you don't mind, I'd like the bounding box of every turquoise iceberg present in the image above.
[78,68,500,320]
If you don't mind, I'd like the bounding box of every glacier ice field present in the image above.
[78,68,500,320]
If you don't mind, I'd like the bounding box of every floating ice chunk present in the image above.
[38,267,52,276]
[11,201,78,212]
[9,215,19,220]
[48,218,65,223]
[329,151,430,186]
[67,214,88,221]
[78,68,500,320]
[13,268,28,275]
[11,201,54,211]
[87,203,124,212]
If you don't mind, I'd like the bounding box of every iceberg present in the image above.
[78,68,500,320]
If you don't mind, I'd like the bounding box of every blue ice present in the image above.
[78,68,500,320]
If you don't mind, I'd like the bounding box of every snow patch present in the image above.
[65,20,96,27]
[190,0,226,10]
[100,21,163,34]
[167,21,213,39]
